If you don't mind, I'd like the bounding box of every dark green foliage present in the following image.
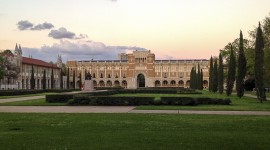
[190,67,195,89]
[197,64,203,90]
[190,65,203,90]
[226,45,236,96]
[212,59,218,92]
[254,22,266,102]
[67,95,231,106]
[218,53,224,94]
[69,95,155,106]
[161,97,198,105]
[46,94,74,103]
[79,73,82,89]
[42,70,46,89]
[236,30,247,98]
[30,65,35,89]
[67,67,70,89]
[73,70,75,89]
[201,69,203,90]
[60,69,63,89]
[244,78,255,91]
[51,67,54,89]
[209,56,214,92]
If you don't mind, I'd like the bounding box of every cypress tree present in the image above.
[60,69,63,89]
[213,58,218,92]
[73,70,75,89]
[79,72,82,89]
[226,45,236,96]
[197,64,201,90]
[42,69,46,89]
[209,56,214,92]
[67,67,70,89]
[51,66,54,89]
[190,68,194,89]
[218,52,224,94]
[30,64,35,89]
[236,30,247,98]
[201,69,204,90]
[254,22,266,102]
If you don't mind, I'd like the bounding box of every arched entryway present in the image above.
[155,80,161,87]
[137,74,145,88]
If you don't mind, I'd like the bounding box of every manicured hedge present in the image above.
[68,95,155,106]
[160,97,198,105]
[0,89,80,96]
[46,94,74,103]
[160,97,231,105]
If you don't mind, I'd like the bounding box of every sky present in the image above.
[0,0,270,62]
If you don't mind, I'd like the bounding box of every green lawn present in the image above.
[0,113,269,150]
[0,99,65,106]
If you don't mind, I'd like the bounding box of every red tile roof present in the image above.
[22,57,59,69]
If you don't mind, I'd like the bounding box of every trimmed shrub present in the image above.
[161,97,198,106]
[46,94,74,103]
[69,95,155,106]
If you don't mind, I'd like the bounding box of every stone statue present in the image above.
[85,72,92,80]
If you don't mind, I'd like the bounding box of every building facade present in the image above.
[66,50,209,89]
[0,44,65,90]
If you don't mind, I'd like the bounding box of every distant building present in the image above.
[0,44,65,90]
[66,50,209,89]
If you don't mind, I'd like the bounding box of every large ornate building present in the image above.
[66,50,209,89]
[0,44,65,90]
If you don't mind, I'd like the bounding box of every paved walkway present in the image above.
[0,106,135,113]
[0,96,44,103]
[1,106,270,115]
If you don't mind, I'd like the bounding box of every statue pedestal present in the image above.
[84,80,94,92]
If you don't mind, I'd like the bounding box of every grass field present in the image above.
[0,113,269,150]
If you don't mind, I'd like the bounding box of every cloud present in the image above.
[31,22,54,30]
[17,20,54,31]
[48,27,88,39]
[22,39,147,62]
[17,20,34,30]
[48,27,76,39]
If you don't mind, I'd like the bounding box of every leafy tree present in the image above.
[1,56,19,87]
[67,67,70,89]
[73,70,75,89]
[0,56,6,88]
[226,45,236,96]
[42,69,46,89]
[254,22,266,102]
[30,64,35,89]
[218,52,224,94]
[209,56,213,92]
[213,58,218,92]
[236,30,247,98]
[51,67,54,89]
